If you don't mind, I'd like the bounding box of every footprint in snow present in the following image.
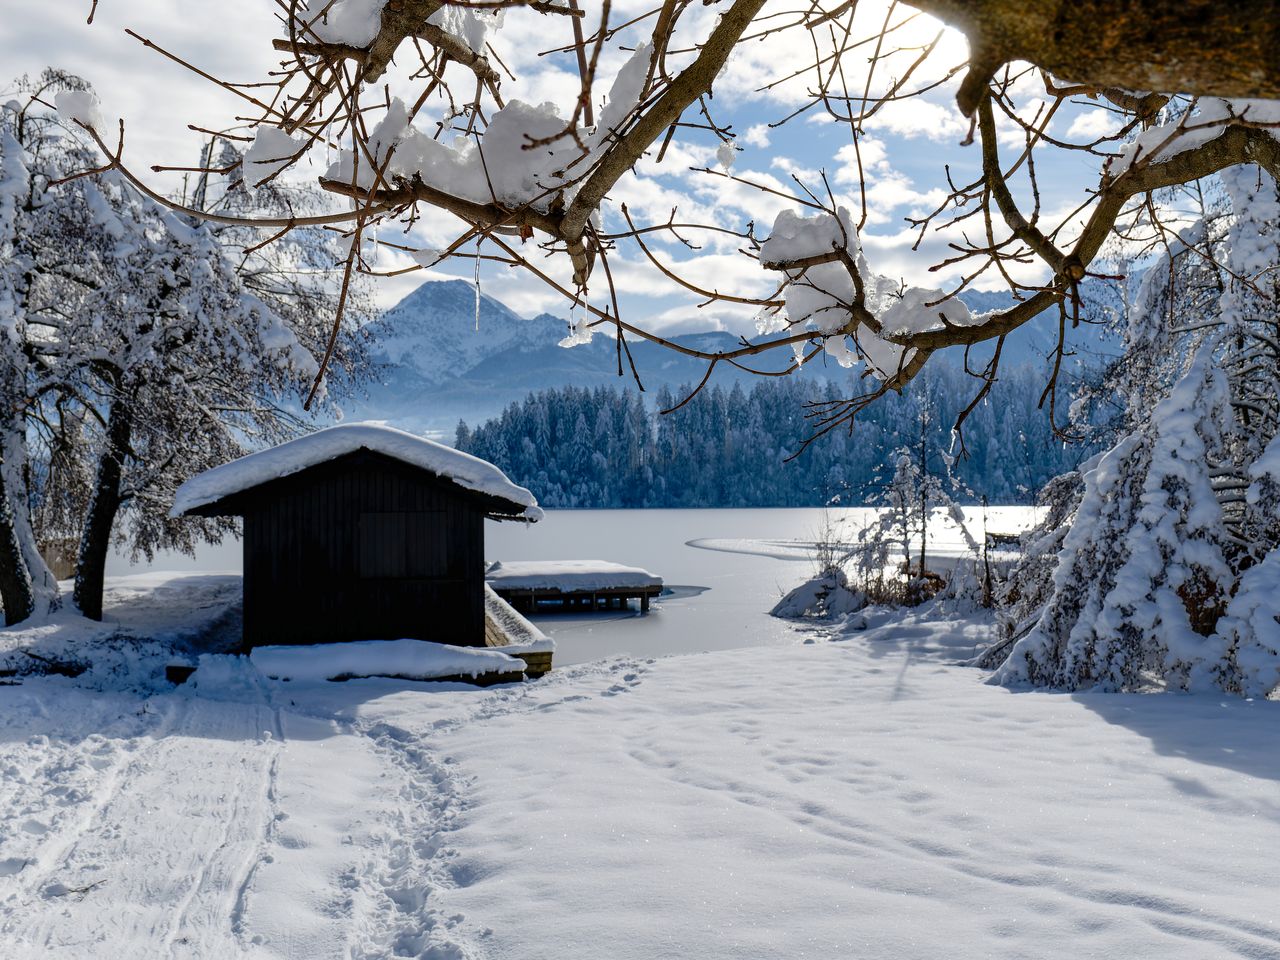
[0,857,28,877]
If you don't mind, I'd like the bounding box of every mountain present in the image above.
[345,279,1112,436]
[361,280,565,390]
[346,281,808,434]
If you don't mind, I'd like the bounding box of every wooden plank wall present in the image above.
[241,452,485,648]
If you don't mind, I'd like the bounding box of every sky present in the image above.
[0,1,1122,336]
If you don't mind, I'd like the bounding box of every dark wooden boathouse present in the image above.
[172,424,541,649]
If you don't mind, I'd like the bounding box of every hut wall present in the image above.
[240,453,486,648]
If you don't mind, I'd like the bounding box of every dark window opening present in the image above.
[358,511,452,579]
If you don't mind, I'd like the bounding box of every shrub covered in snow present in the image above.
[771,568,866,620]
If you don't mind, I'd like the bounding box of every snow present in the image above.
[1,570,1277,959]
[484,585,554,655]
[758,206,971,378]
[249,638,523,682]
[716,141,736,169]
[484,559,662,592]
[770,568,864,618]
[1249,432,1280,506]
[1108,98,1280,176]
[53,89,104,132]
[294,0,387,47]
[758,206,857,267]
[323,44,653,213]
[1215,549,1280,696]
[425,7,503,55]
[242,127,306,188]
[171,421,543,520]
[0,572,244,690]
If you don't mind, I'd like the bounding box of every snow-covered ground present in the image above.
[0,626,1275,958]
[1,560,1277,959]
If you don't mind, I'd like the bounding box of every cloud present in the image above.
[1066,106,1125,142]
[1,1,282,188]
[742,124,771,148]
[863,95,970,142]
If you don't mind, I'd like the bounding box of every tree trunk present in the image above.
[73,388,133,621]
[919,408,929,577]
[912,0,1280,115]
[0,476,34,626]
[0,397,55,626]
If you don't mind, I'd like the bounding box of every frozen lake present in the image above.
[108,506,1039,665]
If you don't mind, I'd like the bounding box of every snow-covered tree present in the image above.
[995,165,1280,696]
[0,74,366,622]
[62,181,322,619]
[0,73,94,623]
[66,136,372,620]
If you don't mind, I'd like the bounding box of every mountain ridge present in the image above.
[346,279,1085,435]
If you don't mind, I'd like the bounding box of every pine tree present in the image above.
[996,165,1280,697]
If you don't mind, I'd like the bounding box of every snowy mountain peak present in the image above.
[365,280,562,388]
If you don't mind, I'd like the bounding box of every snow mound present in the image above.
[171,422,542,520]
[771,569,866,619]
[54,89,105,131]
[0,573,244,692]
[249,638,524,683]
[485,560,662,592]
[242,126,305,188]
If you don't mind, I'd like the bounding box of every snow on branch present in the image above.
[67,0,1280,442]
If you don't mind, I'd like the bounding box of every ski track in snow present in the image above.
[0,679,510,960]
[0,692,290,956]
[0,657,644,960]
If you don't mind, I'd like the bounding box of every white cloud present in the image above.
[742,123,771,148]
[863,95,970,142]
[1066,107,1125,142]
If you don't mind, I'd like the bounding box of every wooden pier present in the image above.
[493,585,662,615]
[485,560,664,617]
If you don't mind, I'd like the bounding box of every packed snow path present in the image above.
[0,681,492,958]
[2,613,1278,958]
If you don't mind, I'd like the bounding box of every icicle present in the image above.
[558,287,595,347]
[474,236,482,332]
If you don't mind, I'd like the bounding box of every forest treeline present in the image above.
[455,363,1092,508]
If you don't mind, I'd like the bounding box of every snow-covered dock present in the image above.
[485,560,664,613]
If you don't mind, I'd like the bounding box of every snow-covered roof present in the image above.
[171,422,543,520]
[485,560,662,591]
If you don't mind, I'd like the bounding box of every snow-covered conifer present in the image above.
[996,164,1280,696]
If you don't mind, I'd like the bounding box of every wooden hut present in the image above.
[171,423,542,649]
